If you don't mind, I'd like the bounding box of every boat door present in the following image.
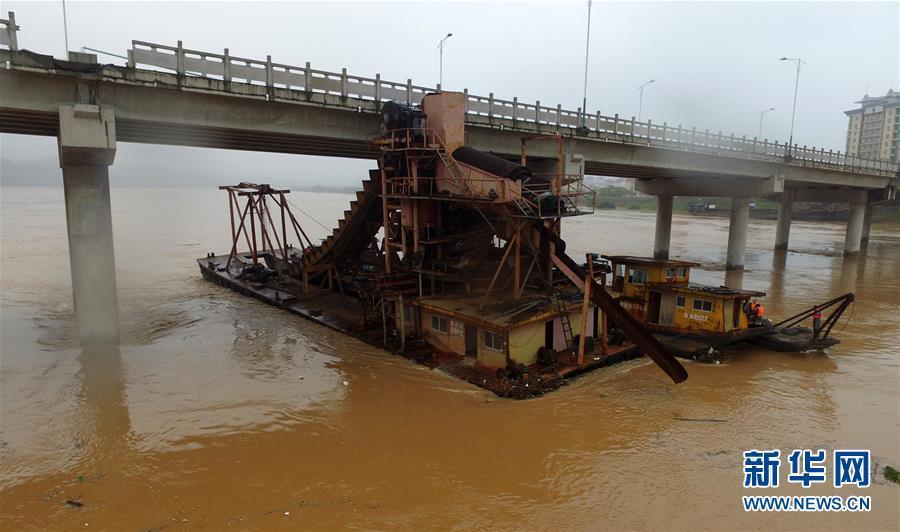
[544,320,554,350]
[465,324,477,357]
[658,291,676,326]
[732,298,742,330]
[647,291,662,324]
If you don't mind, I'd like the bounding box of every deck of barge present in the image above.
[198,253,647,398]
[199,254,363,333]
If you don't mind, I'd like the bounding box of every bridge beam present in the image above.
[790,188,868,203]
[634,175,784,197]
[726,197,750,270]
[58,104,120,346]
[653,195,673,260]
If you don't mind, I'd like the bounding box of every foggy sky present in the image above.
[1,0,898,187]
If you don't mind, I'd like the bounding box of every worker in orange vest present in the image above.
[749,300,763,316]
[744,299,765,325]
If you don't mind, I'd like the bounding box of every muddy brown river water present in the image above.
[1,186,898,530]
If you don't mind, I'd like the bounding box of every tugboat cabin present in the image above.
[602,255,766,338]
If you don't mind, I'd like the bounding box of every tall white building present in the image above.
[844,90,900,161]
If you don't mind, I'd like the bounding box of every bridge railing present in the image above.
[125,39,899,177]
[0,11,19,52]
[130,40,435,104]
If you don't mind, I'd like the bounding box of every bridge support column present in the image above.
[58,105,120,346]
[726,197,750,270]
[653,195,673,260]
[774,197,793,250]
[861,205,873,243]
[843,202,866,256]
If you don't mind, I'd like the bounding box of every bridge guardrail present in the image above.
[0,11,18,52]
[72,38,900,177]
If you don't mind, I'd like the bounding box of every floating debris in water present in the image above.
[885,465,900,484]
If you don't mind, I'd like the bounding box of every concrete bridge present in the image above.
[0,12,896,344]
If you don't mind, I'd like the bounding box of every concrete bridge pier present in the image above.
[861,205,873,244]
[724,268,744,290]
[774,195,794,250]
[843,201,867,256]
[58,104,120,346]
[635,176,785,271]
[726,197,750,270]
[653,195,673,260]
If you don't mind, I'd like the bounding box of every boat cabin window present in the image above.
[666,267,687,279]
[431,314,449,333]
[675,295,686,308]
[628,269,648,285]
[483,331,503,351]
[692,298,713,312]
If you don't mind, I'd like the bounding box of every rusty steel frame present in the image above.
[539,224,688,384]
[478,231,520,310]
[577,254,595,365]
[770,292,855,339]
[219,183,312,270]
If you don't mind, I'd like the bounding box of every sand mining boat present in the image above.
[599,255,854,360]
[198,92,690,398]
[198,92,852,397]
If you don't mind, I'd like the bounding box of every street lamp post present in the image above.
[757,107,775,138]
[580,0,593,130]
[780,56,806,159]
[637,79,655,122]
[61,0,70,54]
[438,33,453,88]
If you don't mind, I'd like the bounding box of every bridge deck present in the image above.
[0,47,897,195]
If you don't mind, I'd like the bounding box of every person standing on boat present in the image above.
[812,307,822,338]
[744,299,766,325]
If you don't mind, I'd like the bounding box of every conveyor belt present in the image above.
[299,170,383,272]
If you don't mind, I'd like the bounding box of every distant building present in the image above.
[844,90,900,161]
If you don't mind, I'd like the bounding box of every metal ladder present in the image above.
[511,197,537,217]
[434,147,467,189]
[555,294,575,348]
